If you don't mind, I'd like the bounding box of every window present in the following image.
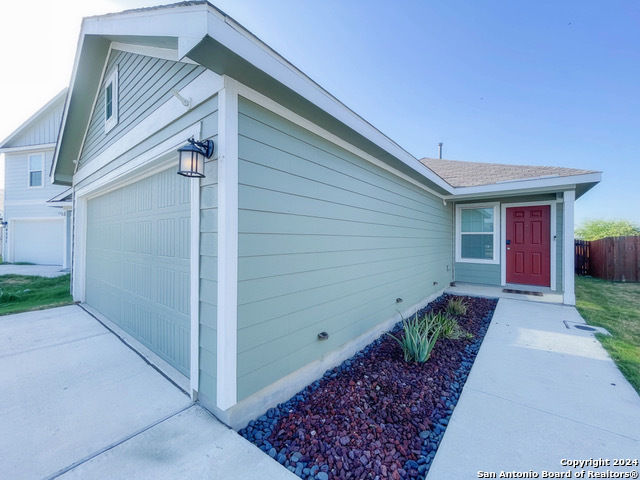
[28,154,44,187]
[104,67,119,133]
[455,203,499,264]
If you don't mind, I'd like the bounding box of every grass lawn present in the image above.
[575,276,640,394]
[0,274,74,316]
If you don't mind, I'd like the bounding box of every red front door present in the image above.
[506,205,551,287]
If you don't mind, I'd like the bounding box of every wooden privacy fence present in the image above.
[575,236,640,282]
[574,240,590,276]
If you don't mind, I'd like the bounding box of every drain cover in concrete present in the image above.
[574,324,597,331]
[563,321,611,336]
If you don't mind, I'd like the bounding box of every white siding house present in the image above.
[0,89,71,267]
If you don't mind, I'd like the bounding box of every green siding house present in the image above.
[51,2,600,428]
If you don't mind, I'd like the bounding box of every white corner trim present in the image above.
[563,190,576,305]
[72,195,87,302]
[74,123,201,198]
[234,82,445,199]
[74,69,223,185]
[455,202,500,265]
[217,76,239,410]
[500,200,558,289]
[190,177,201,399]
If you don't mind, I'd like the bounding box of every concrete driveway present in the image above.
[0,305,297,480]
[427,298,640,479]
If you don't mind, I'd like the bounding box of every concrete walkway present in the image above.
[0,305,297,480]
[0,264,69,277]
[427,298,640,479]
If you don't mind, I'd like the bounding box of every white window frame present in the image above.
[27,153,45,188]
[455,202,500,264]
[104,66,119,133]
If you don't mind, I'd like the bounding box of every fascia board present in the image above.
[81,4,209,40]
[446,172,602,199]
[202,9,454,194]
[51,19,91,183]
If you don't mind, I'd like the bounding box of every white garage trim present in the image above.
[72,123,202,390]
[190,178,200,399]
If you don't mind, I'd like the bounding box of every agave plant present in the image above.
[387,312,443,363]
[445,297,468,316]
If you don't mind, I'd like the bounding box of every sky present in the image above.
[0,0,638,227]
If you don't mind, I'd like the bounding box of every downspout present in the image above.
[451,200,456,286]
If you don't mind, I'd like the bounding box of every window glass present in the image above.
[461,234,494,260]
[461,208,493,233]
[29,154,43,187]
[105,83,113,120]
[458,205,498,262]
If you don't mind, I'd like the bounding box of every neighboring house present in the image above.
[51,2,601,429]
[0,90,71,267]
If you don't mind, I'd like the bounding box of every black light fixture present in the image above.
[177,137,214,178]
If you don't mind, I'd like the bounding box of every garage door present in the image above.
[13,219,64,265]
[86,167,191,376]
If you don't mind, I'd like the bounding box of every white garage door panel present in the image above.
[86,168,191,376]
[13,219,64,265]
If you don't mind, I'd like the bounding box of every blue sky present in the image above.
[1,0,638,226]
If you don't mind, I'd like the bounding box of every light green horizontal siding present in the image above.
[236,98,453,401]
[197,115,219,406]
[455,262,501,285]
[80,50,206,167]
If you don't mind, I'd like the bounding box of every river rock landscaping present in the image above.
[239,294,497,480]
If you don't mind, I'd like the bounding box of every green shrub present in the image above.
[439,315,473,340]
[446,297,468,316]
[387,312,443,363]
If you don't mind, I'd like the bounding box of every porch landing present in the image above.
[445,282,564,304]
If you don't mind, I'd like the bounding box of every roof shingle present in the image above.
[420,157,598,188]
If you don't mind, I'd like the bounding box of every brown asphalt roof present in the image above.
[420,157,598,188]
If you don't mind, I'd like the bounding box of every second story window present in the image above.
[28,154,44,188]
[104,66,119,133]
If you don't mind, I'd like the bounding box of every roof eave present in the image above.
[52,2,453,194]
[446,172,602,200]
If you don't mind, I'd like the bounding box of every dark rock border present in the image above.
[239,294,497,480]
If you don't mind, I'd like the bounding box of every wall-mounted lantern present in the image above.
[177,137,214,178]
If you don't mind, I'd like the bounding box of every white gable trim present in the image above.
[111,42,198,64]
[0,143,56,154]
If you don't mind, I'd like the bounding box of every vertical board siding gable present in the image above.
[79,49,206,168]
[236,97,452,401]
